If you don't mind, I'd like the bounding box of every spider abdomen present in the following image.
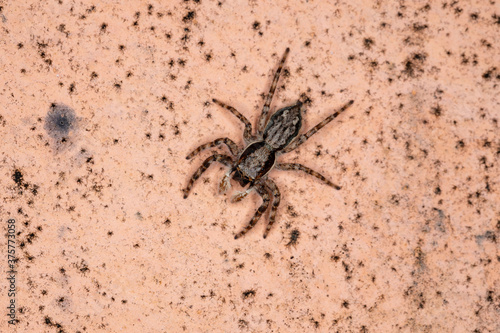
[263,102,302,151]
[233,141,276,186]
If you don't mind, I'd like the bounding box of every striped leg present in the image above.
[280,100,354,154]
[231,187,252,202]
[212,98,254,143]
[257,48,290,135]
[276,163,341,190]
[183,154,233,199]
[186,138,240,160]
[234,184,270,239]
[263,178,281,239]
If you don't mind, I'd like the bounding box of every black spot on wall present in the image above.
[242,289,256,299]
[44,103,76,140]
[363,38,374,49]
[401,53,427,78]
[286,229,300,247]
[182,11,195,23]
[12,169,24,186]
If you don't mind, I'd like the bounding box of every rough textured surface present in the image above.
[1,0,499,332]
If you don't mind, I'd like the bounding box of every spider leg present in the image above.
[231,187,252,202]
[263,178,281,239]
[280,100,354,154]
[219,168,234,194]
[257,48,290,135]
[183,154,233,199]
[275,163,341,190]
[186,138,240,160]
[212,98,254,143]
[234,183,271,239]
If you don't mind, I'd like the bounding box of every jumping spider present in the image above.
[183,48,354,239]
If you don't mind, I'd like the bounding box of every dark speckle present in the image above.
[431,105,442,117]
[238,319,249,329]
[242,289,256,299]
[173,124,180,136]
[299,93,312,106]
[44,104,76,140]
[413,23,428,31]
[363,38,374,49]
[12,169,24,186]
[44,316,65,331]
[44,316,53,325]
[475,231,496,244]
[286,229,300,247]
[482,67,497,80]
[402,53,427,78]
[492,14,500,25]
[182,11,195,23]
[78,261,90,274]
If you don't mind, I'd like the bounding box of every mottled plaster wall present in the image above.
[0,1,498,332]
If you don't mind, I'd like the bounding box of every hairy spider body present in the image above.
[232,102,303,187]
[183,48,354,239]
[233,141,276,187]
[263,103,303,150]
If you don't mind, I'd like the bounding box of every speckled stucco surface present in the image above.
[1,1,499,332]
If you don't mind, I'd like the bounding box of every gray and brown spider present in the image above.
[183,48,354,239]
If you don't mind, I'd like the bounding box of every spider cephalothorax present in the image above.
[183,48,354,239]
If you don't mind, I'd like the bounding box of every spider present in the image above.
[183,48,354,239]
